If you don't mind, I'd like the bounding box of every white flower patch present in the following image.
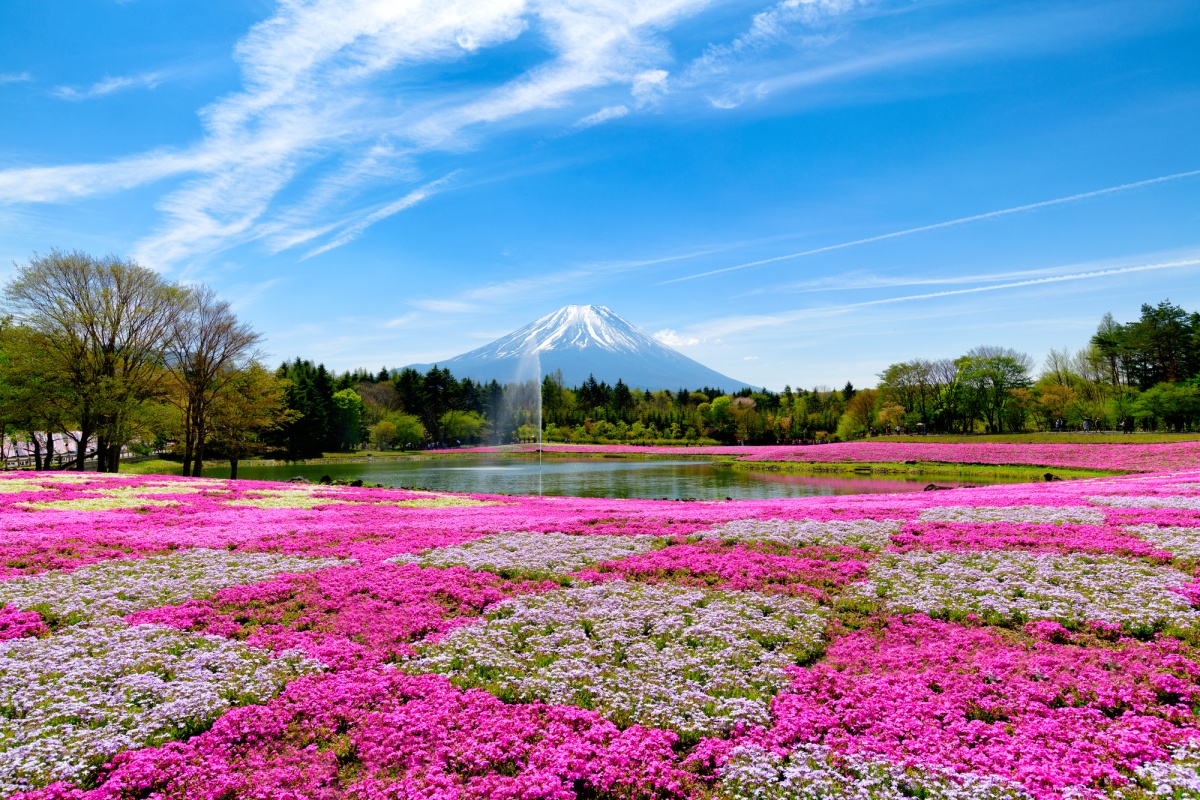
[407,581,826,736]
[378,496,497,509]
[0,622,318,796]
[121,483,230,495]
[393,531,660,576]
[10,473,100,485]
[224,487,356,509]
[718,744,1032,800]
[1126,525,1200,560]
[917,505,1107,525]
[16,485,184,511]
[0,549,345,625]
[1123,739,1200,798]
[697,518,902,551]
[850,550,1200,633]
[1090,495,1200,510]
[0,478,57,494]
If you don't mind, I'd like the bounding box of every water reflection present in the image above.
[208,456,1023,501]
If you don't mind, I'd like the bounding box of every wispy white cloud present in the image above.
[384,313,418,328]
[0,0,1168,276]
[411,243,736,315]
[575,104,629,128]
[697,256,1200,338]
[631,69,669,105]
[691,0,872,80]
[225,278,285,312]
[0,0,724,269]
[659,168,1200,285]
[53,71,164,100]
[413,299,480,314]
[0,72,33,85]
[303,172,459,259]
[654,328,701,346]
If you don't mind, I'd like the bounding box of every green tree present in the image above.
[439,409,485,444]
[208,363,292,479]
[3,250,186,471]
[331,389,365,450]
[388,412,427,450]
[1134,383,1200,431]
[957,346,1033,433]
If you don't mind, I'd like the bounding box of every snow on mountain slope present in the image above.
[407,305,756,391]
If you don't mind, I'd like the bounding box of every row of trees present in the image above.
[872,301,1200,436]
[296,301,1200,449]
[0,250,284,475]
[4,250,1196,468]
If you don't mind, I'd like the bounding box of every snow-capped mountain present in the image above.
[408,305,755,391]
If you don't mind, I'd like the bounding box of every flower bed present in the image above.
[3,469,1200,798]
[456,441,1200,472]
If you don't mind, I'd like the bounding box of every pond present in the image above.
[207,456,1029,500]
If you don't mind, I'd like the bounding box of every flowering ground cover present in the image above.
[6,468,1200,798]
[459,440,1200,473]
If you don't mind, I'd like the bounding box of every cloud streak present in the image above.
[53,72,163,100]
[303,172,459,259]
[659,168,1200,285]
[698,256,1200,338]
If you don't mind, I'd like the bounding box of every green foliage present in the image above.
[439,410,485,444]
[331,389,364,450]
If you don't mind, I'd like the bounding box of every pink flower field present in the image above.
[455,440,1200,473]
[6,468,1200,798]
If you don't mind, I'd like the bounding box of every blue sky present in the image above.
[1,0,1198,390]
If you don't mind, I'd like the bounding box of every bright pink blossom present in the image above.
[127,563,550,669]
[575,541,869,600]
[0,603,47,640]
[15,671,695,800]
[736,615,1200,799]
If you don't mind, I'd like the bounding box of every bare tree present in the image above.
[166,286,263,476]
[4,250,184,471]
[1041,348,1074,386]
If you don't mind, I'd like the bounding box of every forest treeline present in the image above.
[274,300,1200,450]
[2,249,1198,473]
[289,299,1200,449]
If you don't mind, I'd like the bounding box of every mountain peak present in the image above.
[408,306,756,391]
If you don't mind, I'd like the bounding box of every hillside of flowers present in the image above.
[5,469,1200,798]
[456,440,1200,473]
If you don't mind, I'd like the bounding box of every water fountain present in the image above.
[496,334,543,493]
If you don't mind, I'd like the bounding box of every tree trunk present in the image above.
[107,442,121,473]
[45,433,55,470]
[76,423,91,472]
[31,434,42,471]
[229,457,238,480]
[192,424,205,477]
[182,402,195,477]
[95,435,107,472]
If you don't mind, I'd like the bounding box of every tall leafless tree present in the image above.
[166,286,263,476]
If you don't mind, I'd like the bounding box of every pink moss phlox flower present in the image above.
[1107,507,1200,528]
[13,670,695,800]
[0,603,47,640]
[465,442,1200,473]
[127,563,551,669]
[890,521,1172,560]
[1170,581,1200,607]
[1023,620,1072,643]
[0,536,173,580]
[575,541,869,599]
[749,614,1200,799]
